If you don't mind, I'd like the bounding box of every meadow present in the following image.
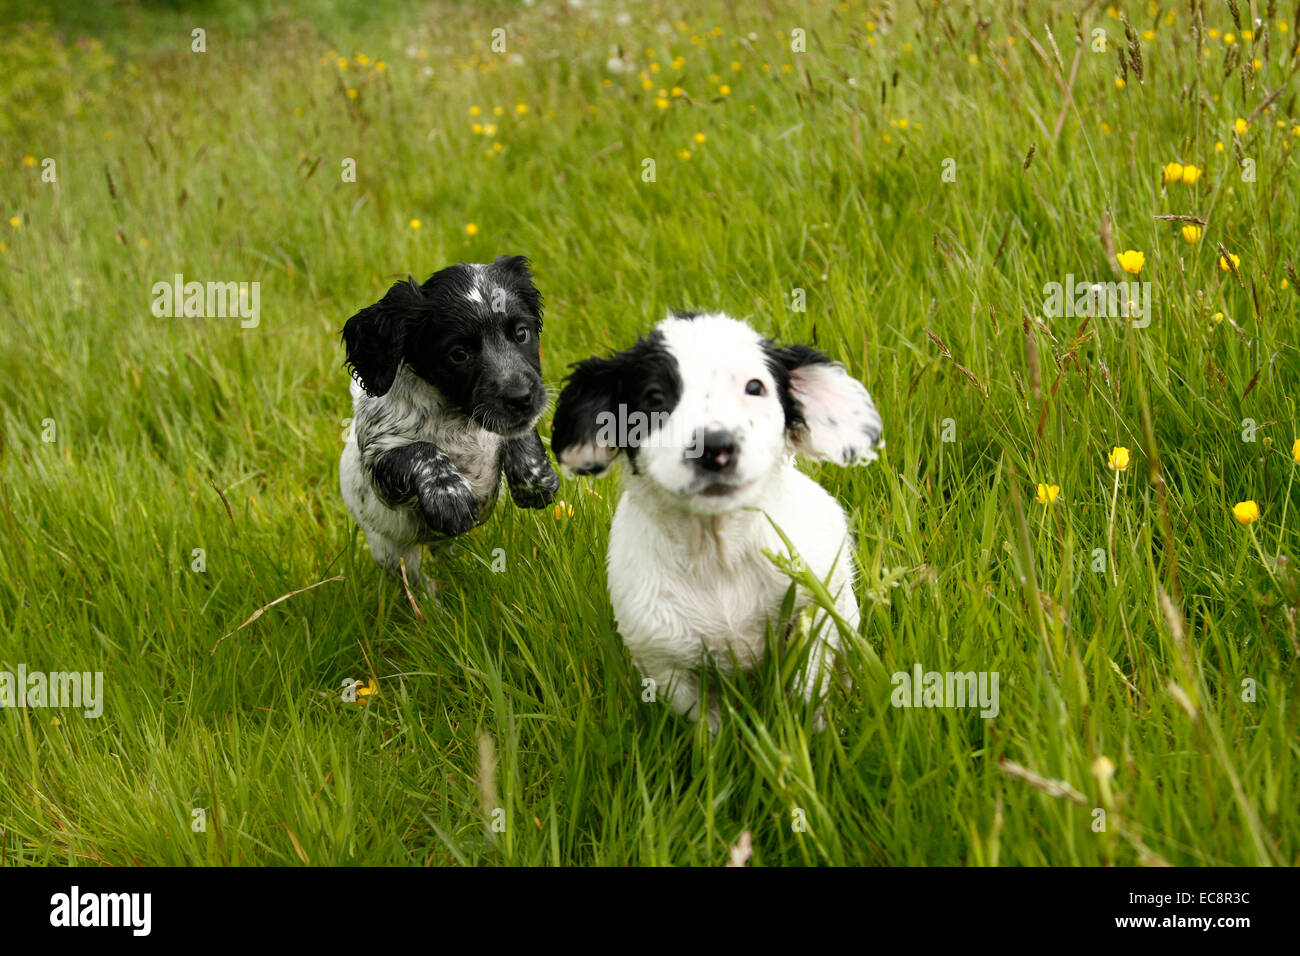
[0,0,1297,866]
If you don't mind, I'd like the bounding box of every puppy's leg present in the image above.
[361,529,436,599]
[501,429,560,509]
[368,441,480,537]
[644,664,720,735]
[796,593,858,732]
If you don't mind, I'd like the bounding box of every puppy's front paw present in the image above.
[510,462,560,509]
[418,473,480,537]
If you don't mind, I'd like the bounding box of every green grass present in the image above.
[1,0,1298,866]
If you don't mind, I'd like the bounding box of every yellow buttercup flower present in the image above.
[1116,250,1145,274]
[21,155,36,167]
[1234,117,1249,135]
[1115,76,1126,89]
[1036,483,1061,505]
[356,679,378,704]
[409,219,421,230]
[1180,164,1201,184]
[1291,438,1300,464]
[8,216,20,228]
[1219,252,1240,271]
[1211,311,1224,324]
[676,148,692,160]
[693,132,706,144]
[1162,161,1184,182]
[515,102,528,115]
[718,84,731,96]
[345,88,358,100]
[654,97,670,109]
[465,223,478,236]
[1232,500,1259,525]
[1181,224,1203,242]
[469,105,482,116]
[1108,446,1131,471]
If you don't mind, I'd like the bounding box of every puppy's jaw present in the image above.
[627,465,779,518]
[467,385,547,439]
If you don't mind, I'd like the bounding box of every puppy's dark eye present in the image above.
[449,345,470,364]
[642,387,667,411]
[745,379,767,397]
[513,325,530,345]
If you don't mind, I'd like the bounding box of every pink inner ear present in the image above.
[788,362,882,464]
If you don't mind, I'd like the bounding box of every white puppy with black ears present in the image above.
[552,313,883,731]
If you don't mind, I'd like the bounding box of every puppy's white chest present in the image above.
[428,419,503,503]
[608,506,786,673]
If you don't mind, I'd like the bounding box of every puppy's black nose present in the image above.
[694,429,738,472]
[500,383,535,411]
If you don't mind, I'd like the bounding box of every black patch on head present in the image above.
[341,257,548,435]
[762,342,833,432]
[672,311,702,320]
[484,254,544,332]
[552,330,682,471]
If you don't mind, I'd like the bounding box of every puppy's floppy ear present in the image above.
[341,277,423,397]
[765,343,883,465]
[551,356,623,477]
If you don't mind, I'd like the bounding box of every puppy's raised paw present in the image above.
[510,462,560,509]
[418,472,480,537]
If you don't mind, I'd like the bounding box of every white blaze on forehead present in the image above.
[463,263,508,310]
[464,264,488,304]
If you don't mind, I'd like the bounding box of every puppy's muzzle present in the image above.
[691,427,739,474]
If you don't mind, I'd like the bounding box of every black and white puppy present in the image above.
[339,255,560,594]
[552,313,883,731]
